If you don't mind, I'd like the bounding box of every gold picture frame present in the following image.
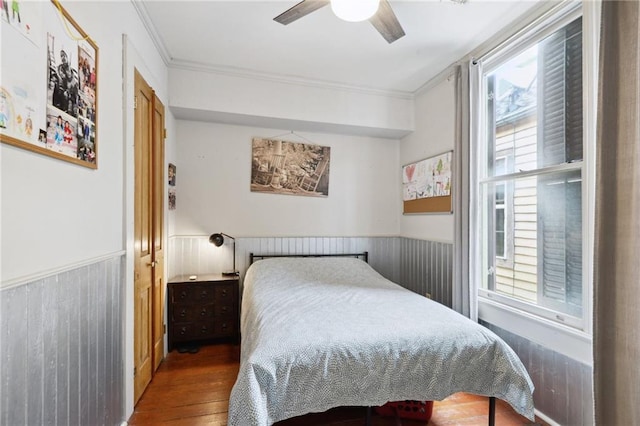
[0,0,99,169]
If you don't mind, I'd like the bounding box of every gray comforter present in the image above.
[228,257,535,425]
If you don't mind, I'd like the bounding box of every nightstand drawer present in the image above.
[172,322,216,341]
[172,304,215,322]
[171,284,214,304]
[215,319,236,336]
[215,304,236,317]
[215,284,235,301]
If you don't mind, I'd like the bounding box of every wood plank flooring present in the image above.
[129,344,546,425]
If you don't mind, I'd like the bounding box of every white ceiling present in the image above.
[137,0,542,95]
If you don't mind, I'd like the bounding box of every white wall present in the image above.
[0,1,169,284]
[169,67,414,139]
[399,76,456,242]
[174,121,401,238]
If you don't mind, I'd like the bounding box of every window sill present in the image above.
[478,296,592,366]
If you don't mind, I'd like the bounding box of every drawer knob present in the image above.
[200,308,207,316]
[200,290,208,299]
[200,326,208,334]
[179,309,186,317]
[179,327,187,335]
[180,291,187,299]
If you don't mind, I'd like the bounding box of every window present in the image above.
[476,14,584,327]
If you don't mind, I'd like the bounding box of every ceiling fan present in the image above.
[274,0,406,44]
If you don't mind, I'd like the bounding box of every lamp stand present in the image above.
[221,236,238,276]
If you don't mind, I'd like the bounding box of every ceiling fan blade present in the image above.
[369,0,405,44]
[274,0,330,25]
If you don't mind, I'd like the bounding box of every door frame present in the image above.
[122,35,170,420]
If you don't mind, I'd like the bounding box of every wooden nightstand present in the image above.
[167,274,239,352]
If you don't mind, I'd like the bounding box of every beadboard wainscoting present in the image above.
[481,320,594,425]
[169,236,454,306]
[399,237,453,307]
[0,255,125,426]
[170,236,400,283]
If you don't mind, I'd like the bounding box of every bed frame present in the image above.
[249,251,369,265]
[246,250,497,426]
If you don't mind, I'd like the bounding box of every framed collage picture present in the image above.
[0,0,98,168]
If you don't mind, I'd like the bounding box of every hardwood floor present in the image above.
[129,344,545,426]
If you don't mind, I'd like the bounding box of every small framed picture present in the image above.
[168,163,176,186]
[168,187,176,210]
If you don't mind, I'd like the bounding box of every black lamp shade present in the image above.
[209,233,225,247]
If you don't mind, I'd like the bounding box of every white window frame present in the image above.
[469,1,598,364]
[492,153,514,268]
[494,156,507,260]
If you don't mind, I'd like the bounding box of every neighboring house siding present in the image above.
[495,115,538,303]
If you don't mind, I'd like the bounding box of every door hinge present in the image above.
[133,367,137,377]
[134,95,137,110]
[163,324,166,334]
[163,128,167,139]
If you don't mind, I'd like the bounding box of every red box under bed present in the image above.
[375,400,434,421]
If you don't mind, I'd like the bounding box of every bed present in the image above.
[227,253,535,426]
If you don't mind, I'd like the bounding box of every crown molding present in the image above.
[130,0,172,65]
[413,62,459,97]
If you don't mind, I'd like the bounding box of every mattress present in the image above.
[228,257,535,425]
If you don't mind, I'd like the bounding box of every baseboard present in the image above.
[535,409,560,426]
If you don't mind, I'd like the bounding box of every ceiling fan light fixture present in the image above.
[331,0,380,22]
